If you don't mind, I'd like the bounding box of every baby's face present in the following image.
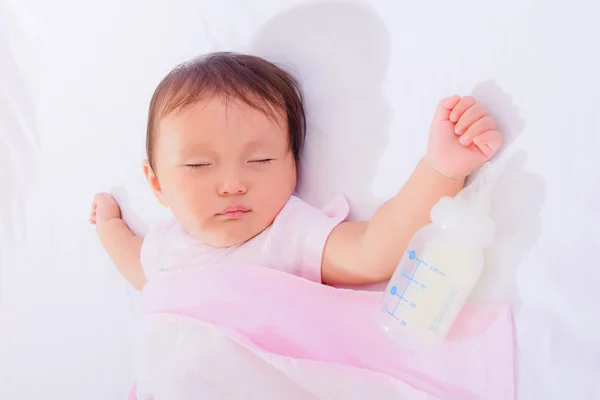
[151,96,297,247]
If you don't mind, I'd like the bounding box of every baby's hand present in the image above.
[426,95,503,180]
[90,193,121,225]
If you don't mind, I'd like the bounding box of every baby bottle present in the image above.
[378,163,498,350]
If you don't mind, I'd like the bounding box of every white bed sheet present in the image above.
[1,0,599,398]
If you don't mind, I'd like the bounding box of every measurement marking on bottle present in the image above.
[401,271,421,285]
[384,249,440,323]
[429,265,446,277]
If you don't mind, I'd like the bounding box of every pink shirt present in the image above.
[141,196,349,283]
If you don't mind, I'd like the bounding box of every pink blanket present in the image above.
[131,264,514,399]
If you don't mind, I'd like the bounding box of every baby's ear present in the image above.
[143,160,168,207]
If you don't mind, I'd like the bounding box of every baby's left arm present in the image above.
[321,96,503,286]
[90,193,147,290]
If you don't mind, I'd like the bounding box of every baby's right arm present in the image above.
[90,193,147,290]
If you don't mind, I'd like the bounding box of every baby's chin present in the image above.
[191,223,264,248]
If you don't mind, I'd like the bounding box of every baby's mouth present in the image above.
[217,204,251,218]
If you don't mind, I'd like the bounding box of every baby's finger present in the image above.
[449,96,476,123]
[455,104,487,135]
[460,116,497,145]
[433,95,461,121]
[473,130,503,158]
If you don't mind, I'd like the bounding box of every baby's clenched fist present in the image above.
[426,95,503,180]
[90,193,121,225]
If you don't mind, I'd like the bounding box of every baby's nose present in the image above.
[218,178,247,196]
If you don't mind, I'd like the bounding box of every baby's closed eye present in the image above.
[248,158,274,164]
[186,163,213,169]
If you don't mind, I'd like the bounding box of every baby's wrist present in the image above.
[422,154,467,182]
[95,217,124,234]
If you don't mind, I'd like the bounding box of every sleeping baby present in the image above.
[89,52,503,289]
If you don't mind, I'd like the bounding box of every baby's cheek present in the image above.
[165,183,207,224]
[181,194,210,223]
[174,177,208,204]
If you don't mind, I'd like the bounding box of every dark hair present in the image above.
[145,52,306,170]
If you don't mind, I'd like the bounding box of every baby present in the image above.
[90,52,502,289]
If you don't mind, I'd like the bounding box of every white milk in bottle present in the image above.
[378,163,498,350]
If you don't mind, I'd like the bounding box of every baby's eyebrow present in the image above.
[178,145,217,158]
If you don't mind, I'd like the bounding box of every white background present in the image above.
[1,0,599,398]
